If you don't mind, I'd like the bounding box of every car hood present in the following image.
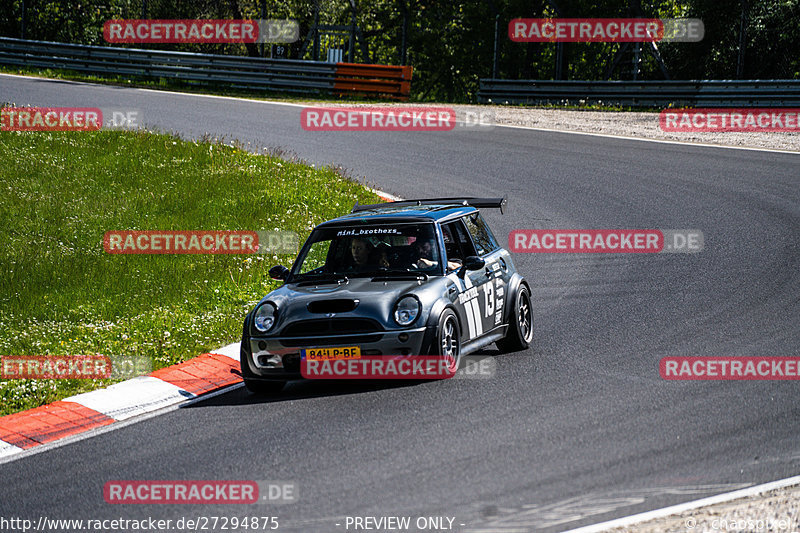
[256,276,436,333]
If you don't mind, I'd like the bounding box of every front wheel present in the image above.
[434,309,461,373]
[496,284,533,353]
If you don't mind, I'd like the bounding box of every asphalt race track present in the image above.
[1,74,799,532]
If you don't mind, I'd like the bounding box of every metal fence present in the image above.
[0,37,412,99]
[478,79,800,107]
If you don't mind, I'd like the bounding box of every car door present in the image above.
[441,218,493,342]
[462,211,510,333]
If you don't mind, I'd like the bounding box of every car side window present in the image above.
[464,212,499,256]
[442,220,477,265]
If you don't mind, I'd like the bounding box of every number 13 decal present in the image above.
[484,281,495,317]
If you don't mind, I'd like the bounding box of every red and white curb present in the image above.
[369,188,403,202]
[0,189,402,461]
[0,343,242,460]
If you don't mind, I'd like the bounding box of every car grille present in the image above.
[307,299,359,313]
[278,318,383,347]
[279,334,383,348]
[280,318,382,337]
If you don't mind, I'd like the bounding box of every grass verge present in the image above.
[0,125,380,416]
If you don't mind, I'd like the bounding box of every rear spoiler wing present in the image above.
[352,197,506,215]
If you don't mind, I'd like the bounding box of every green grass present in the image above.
[0,126,380,416]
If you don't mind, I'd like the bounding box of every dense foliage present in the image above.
[2,1,798,102]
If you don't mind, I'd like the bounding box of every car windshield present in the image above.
[291,222,441,279]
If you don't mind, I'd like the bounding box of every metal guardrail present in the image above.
[478,79,800,107]
[0,37,412,98]
[334,62,413,100]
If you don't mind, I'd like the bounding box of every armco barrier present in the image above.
[478,79,800,107]
[0,37,411,99]
[334,63,413,100]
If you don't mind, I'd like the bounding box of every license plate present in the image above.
[302,346,361,361]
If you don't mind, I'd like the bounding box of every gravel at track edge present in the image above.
[603,483,800,533]
[462,106,800,152]
[317,103,799,152]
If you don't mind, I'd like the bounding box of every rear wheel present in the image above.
[496,284,533,353]
[435,309,461,373]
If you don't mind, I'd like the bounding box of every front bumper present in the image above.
[247,326,430,379]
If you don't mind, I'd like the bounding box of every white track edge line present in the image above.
[2,72,797,155]
[560,474,800,533]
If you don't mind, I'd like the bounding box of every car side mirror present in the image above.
[464,256,485,270]
[458,256,485,278]
[268,265,290,280]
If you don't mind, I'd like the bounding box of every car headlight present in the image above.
[254,302,278,332]
[393,296,421,326]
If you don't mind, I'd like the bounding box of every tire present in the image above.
[433,309,461,373]
[496,283,533,353]
[240,315,286,395]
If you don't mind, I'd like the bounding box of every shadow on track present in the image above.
[187,349,506,408]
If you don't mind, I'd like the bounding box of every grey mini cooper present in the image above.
[240,198,533,394]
